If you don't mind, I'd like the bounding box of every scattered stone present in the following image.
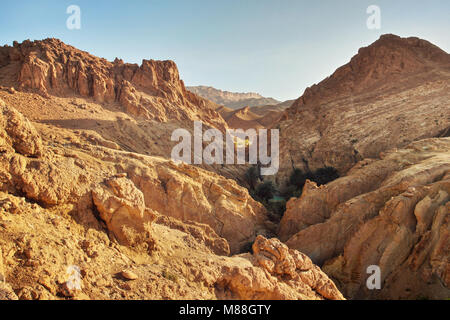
[120,270,138,281]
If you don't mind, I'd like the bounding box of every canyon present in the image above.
[0,34,448,300]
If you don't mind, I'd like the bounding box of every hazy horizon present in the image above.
[1,0,449,101]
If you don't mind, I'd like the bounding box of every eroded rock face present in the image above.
[0,99,42,157]
[0,39,227,131]
[128,161,268,253]
[275,34,450,181]
[0,187,343,300]
[216,236,344,300]
[280,138,450,299]
[154,214,230,256]
[92,176,156,247]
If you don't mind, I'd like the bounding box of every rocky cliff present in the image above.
[0,38,227,131]
[279,138,450,299]
[0,39,253,183]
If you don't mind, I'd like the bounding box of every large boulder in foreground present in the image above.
[92,176,156,247]
[216,236,344,300]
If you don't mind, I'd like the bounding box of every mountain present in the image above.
[275,34,450,181]
[274,34,450,300]
[187,85,280,109]
[0,35,448,301]
[0,39,227,131]
[0,39,251,182]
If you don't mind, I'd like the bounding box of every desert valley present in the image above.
[0,33,448,301]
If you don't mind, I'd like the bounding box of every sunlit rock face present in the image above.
[280,138,450,299]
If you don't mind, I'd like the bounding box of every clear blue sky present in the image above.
[1,0,449,101]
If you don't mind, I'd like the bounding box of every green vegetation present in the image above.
[255,180,278,200]
[246,165,340,221]
[245,166,260,190]
[162,270,178,282]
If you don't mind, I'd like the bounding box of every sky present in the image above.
[1,0,449,101]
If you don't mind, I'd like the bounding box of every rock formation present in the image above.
[0,98,343,300]
[0,99,42,157]
[279,138,450,299]
[0,39,253,184]
[0,39,226,131]
[275,34,450,181]
[1,35,448,301]
[216,236,344,300]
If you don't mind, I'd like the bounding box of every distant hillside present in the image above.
[187,85,280,109]
[216,100,293,130]
[250,100,295,116]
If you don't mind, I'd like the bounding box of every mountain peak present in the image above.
[288,34,450,112]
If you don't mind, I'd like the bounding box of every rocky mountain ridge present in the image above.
[0,38,227,131]
[187,85,280,110]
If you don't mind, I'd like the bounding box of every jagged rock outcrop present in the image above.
[0,39,251,184]
[216,236,344,300]
[92,176,156,247]
[0,39,227,131]
[275,34,450,181]
[279,138,450,299]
